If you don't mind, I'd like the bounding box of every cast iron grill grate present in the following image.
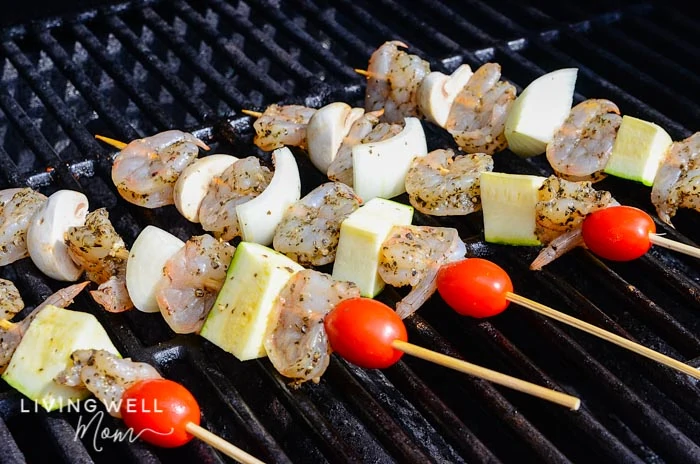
[0,1,698,463]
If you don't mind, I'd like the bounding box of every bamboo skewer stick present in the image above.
[95,134,128,150]
[505,292,700,380]
[185,422,266,464]
[649,234,700,259]
[240,109,263,118]
[391,339,581,410]
[354,68,371,77]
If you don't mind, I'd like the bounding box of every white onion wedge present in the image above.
[237,147,301,246]
[352,117,427,202]
[26,190,88,281]
[174,154,238,223]
[504,68,578,158]
[126,225,184,313]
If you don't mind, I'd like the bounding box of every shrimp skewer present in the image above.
[199,156,273,241]
[111,130,209,208]
[445,63,516,155]
[251,104,317,151]
[651,132,700,226]
[273,182,361,266]
[546,99,622,182]
[155,234,235,334]
[264,269,360,385]
[0,188,48,266]
[363,41,431,124]
[65,208,134,313]
[530,176,616,270]
[378,225,466,319]
[405,148,493,216]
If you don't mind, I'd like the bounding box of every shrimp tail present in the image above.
[396,266,439,319]
[91,276,134,313]
[530,228,585,271]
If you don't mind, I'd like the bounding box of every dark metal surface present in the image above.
[0,1,698,463]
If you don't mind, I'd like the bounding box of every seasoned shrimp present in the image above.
[364,41,431,123]
[0,281,88,374]
[199,157,273,241]
[55,349,161,418]
[111,130,209,208]
[651,132,700,226]
[546,99,622,182]
[264,269,360,384]
[252,104,317,151]
[327,110,384,186]
[273,182,361,266]
[534,175,613,244]
[379,225,466,319]
[445,63,516,155]
[0,279,23,321]
[0,188,47,266]
[155,234,234,334]
[405,148,493,216]
[65,208,133,313]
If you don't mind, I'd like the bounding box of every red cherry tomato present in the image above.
[582,206,655,261]
[120,378,200,448]
[436,258,513,318]
[324,297,407,369]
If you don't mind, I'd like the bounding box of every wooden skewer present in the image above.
[241,109,263,118]
[391,339,581,410]
[95,134,128,150]
[354,68,371,77]
[505,292,700,380]
[185,422,266,464]
[649,234,700,259]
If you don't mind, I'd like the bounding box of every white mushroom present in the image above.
[417,64,473,128]
[26,190,89,281]
[173,154,238,223]
[306,102,365,174]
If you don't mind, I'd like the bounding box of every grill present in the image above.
[0,1,698,463]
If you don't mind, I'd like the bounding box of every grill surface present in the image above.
[0,1,699,463]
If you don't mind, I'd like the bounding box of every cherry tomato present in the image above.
[581,206,655,261]
[436,258,513,318]
[120,378,200,448]
[324,297,407,369]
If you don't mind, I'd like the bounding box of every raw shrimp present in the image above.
[530,176,615,270]
[405,148,493,216]
[65,208,133,313]
[364,41,431,123]
[327,110,384,186]
[111,130,209,208]
[252,104,317,151]
[264,269,360,384]
[534,175,613,244]
[155,234,234,334]
[199,157,273,241]
[0,188,47,266]
[651,132,700,226]
[445,63,516,155]
[379,225,466,319]
[0,279,23,321]
[55,349,161,418]
[0,281,88,374]
[546,99,622,182]
[273,182,361,266]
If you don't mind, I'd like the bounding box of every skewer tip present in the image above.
[354,68,371,77]
[241,109,263,118]
[95,134,128,150]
